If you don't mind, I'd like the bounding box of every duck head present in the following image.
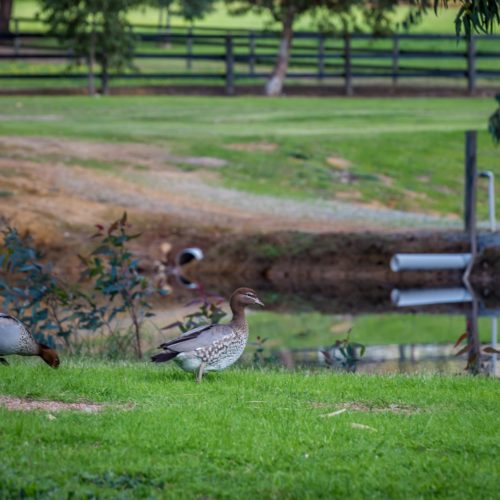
[230,287,264,309]
[38,344,60,368]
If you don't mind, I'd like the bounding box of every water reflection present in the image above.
[164,270,499,377]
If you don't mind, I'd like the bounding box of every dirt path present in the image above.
[0,135,460,240]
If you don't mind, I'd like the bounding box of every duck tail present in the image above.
[151,350,178,363]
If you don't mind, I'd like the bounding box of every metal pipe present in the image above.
[390,253,472,272]
[479,170,496,232]
[391,287,473,307]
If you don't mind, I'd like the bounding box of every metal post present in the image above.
[464,131,478,236]
[186,26,193,70]
[344,33,353,96]
[392,35,399,87]
[467,35,476,95]
[491,317,497,376]
[318,35,325,81]
[463,130,478,285]
[14,17,20,55]
[248,32,256,75]
[225,34,234,96]
[479,171,496,232]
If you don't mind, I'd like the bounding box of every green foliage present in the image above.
[38,0,140,94]
[165,292,227,334]
[0,227,73,348]
[75,212,166,358]
[149,0,217,21]
[0,214,167,358]
[321,329,366,372]
[488,94,500,144]
[430,0,500,36]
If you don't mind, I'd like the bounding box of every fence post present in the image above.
[186,26,193,70]
[248,31,256,75]
[392,34,399,87]
[344,33,353,96]
[225,34,234,96]
[14,17,20,56]
[317,34,325,80]
[464,130,477,236]
[467,35,476,95]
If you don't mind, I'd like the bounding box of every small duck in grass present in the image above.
[0,313,60,368]
[152,287,264,382]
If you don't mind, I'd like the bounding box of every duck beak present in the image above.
[254,297,265,307]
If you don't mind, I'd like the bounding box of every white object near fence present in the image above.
[391,287,473,307]
[390,253,472,272]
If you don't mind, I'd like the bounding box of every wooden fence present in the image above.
[1,19,500,94]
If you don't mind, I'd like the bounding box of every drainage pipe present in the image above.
[390,253,472,272]
[479,171,496,232]
[391,287,473,307]
[175,247,204,267]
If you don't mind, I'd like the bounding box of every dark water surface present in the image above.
[171,273,499,377]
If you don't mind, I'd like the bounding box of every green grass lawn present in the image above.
[0,96,498,219]
[0,361,499,498]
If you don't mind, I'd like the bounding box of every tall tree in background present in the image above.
[150,0,216,27]
[39,0,139,95]
[225,0,403,96]
[225,0,500,96]
[0,0,13,34]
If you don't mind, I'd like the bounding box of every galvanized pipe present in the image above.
[390,253,472,272]
[391,287,473,307]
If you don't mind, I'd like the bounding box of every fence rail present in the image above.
[1,20,500,95]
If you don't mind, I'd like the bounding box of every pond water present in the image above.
[169,273,499,377]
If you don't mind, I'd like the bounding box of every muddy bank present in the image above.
[182,230,500,314]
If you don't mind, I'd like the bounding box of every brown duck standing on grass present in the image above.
[152,288,264,382]
[0,313,60,368]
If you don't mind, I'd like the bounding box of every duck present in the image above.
[0,313,60,368]
[151,287,264,382]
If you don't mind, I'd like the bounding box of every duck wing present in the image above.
[159,323,234,353]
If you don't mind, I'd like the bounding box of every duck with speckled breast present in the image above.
[151,288,264,382]
[0,313,60,368]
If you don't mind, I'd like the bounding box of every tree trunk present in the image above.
[87,19,96,96]
[0,0,13,35]
[100,59,109,95]
[265,11,294,96]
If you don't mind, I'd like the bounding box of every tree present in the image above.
[39,0,139,95]
[225,1,405,96]
[427,0,500,37]
[150,0,217,28]
[489,95,500,143]
[225,0,500,96]
[0,0,13,34]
